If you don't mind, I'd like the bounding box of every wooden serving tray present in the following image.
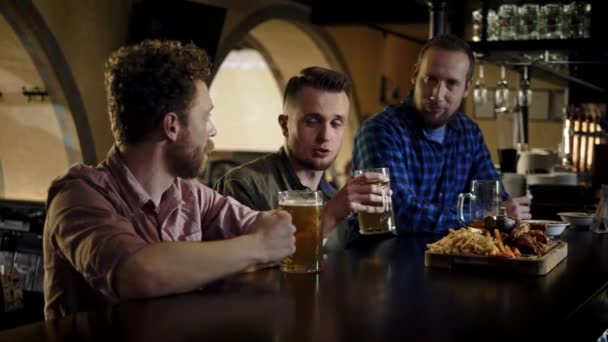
[424,241,568,276]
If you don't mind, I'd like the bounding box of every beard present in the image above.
[292,152,336,171]
[166,133,214,179]
[421,111,451,128]
[413,89,455,129]
[418,100,456,129]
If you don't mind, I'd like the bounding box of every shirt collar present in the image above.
[277,146,336,199]
[105,146,182,210]
[277,147,305,191]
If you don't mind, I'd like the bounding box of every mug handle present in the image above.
[457,193,474,226]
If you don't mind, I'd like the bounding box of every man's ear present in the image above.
[278,114,288,137]
[162,112,180,142]
[463,79,472,97]
[411,63,420,86]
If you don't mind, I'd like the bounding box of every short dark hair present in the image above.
[105,39,212,144]
[283,67,351,109]
[417,34,475,82]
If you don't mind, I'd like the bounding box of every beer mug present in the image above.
[353,167,396,235]
[498,4,518,40]
[278,190,323,274]
[591,184,608,234]
[518,4,539,40]
[540,4,564,39]
[457,180,502,226]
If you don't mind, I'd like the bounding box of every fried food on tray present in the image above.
[468,220,486,229]
[503,221,549,255]
[511,221,530,239]
[427,220,553,258]
[493,229,509,256]
[426,228,500,256]
[512,247,522,257]
[526,230,548,244]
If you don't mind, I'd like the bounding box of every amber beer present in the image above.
[278,191,323,274]
[353,168,396,235]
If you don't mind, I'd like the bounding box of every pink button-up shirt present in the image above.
[43,147,258,319]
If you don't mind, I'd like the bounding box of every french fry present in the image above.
[487,249,501,257]
[512,247,522,257]
[504,245,516,258]
[427,227,499,256]
[493,229,507,256]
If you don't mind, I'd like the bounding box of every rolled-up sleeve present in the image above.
[47,181,149,301]
[214,176,266,211]
[198,185,260,240]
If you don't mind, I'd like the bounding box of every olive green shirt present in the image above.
[214,147,351,248]
[214,147,336,210]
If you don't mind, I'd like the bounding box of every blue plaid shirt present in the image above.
[352,98,504,235]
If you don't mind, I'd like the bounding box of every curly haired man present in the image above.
[43,40,295,319]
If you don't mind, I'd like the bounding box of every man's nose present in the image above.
[209,119,217,137]
[317,123,331,142]
[431,82,446,100]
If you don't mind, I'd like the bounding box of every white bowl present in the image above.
[558,212,595,227]
[524,220,568,236]
[526,173,577,186]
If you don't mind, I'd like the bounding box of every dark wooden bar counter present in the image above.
[1,230,607,341]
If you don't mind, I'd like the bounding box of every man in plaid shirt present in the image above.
[352,34,531,235]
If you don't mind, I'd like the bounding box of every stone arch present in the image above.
[0,0,95,165]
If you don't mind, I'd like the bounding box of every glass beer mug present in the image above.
[591,185,608,234]
[457,180,502,227]
[353,167,396,235]
[278,190,324,273]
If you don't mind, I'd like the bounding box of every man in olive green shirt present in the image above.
[215,67,386,247]
[215,146,337,210]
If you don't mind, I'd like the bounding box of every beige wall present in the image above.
[326,26,423,120]
[33,0,135,162]
[326,26,385,118]
[381,35,422,106]
[0,14,76,200]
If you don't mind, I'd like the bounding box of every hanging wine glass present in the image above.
[474,64,488,105]
[495,65,510,113]
[518,65,533,108]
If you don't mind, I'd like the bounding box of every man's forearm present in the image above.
[321,212,338,235]
[116,234,262,300]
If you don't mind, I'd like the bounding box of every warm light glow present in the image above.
[587,117,595,171]
[563,118,571,155]
[209,49,283,152]
[0,15,81,201]
[573,119,580,172]
[580,119,588,171]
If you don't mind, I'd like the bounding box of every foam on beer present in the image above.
[280,199,321,206]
